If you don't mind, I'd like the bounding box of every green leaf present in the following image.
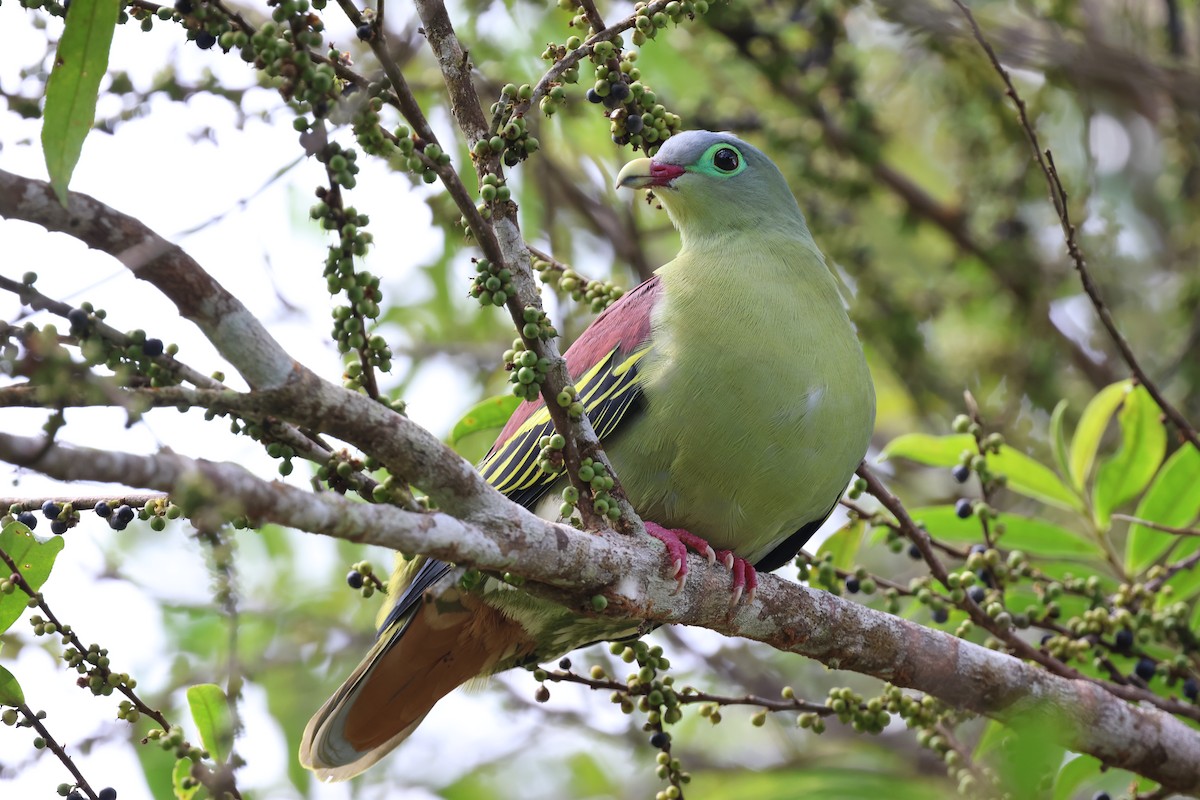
[1093,386,1167,529]
[172,756,205,800]
[1048,399,1071,483]
[0,664,25,706]
[910,507,1104,560]
[447,393,520,462]
[987,712,1067,800]
[816,520,863,572]
[186,684,233,764]
[41,0,121,206]
[1068,380,1131,491]
[0,522,66,634]
[1125,444,1200,573]
[879,433,974,467]
[881,434,1082,511]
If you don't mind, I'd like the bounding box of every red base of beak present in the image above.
[649,162,686,185]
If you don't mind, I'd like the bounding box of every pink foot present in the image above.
[714,550,759,606]
[644,522,756,603]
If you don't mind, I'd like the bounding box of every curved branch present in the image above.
[0,430,1197,794]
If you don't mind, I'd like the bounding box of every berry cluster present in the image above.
[577,458,619,522]
[583,44,681,152]
[533,258,624,312]
[501,338,553,402]
[469,258,515,308]
[483,84,541,164]
[630,0,710,47]
[60,641,137,697]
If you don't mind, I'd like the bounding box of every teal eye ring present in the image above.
[690,142,747,178]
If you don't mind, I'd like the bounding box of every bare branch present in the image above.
[1,431,1198,793]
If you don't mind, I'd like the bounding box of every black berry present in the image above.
[94,501,112,518]
[195,31,216,49]
[907,543,922,560]
[16,512,37,530]
[174,0,192,12]
[42,500,61,519]
[626,114,644,134]
[51,520,68,535]
[1092,793,1111,800]
[98,789,117,800]
[585,88,602,104]
[968,586,986,604]
[1135,657,1156,682]
[954,498,973,519]
[356,23,372,40]
[932,607,949,624]
[1113,629,1133,652]
[649,731,668,749]
[346,570,364,589]
[143,338,164,357]
[558,657,571,670]
[844,577,860,593]
[1183,677,1198,701]
[951,464,970,483]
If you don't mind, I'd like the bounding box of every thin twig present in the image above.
[952,0,1200,454]
[1114,515,1200,537]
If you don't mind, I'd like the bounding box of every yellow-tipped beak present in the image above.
[615,158,655,190]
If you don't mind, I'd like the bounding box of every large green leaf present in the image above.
[0,664,25,706]
[41,0,121,205]
[881,434,1082,511]
[1124,444,1200,573]
[910,507,1103,560]
[0,522,66,634]
[1068,380,1131,491]
[447,393,520,462]
[1048,399,1071,484]
[186,684,233,765]
[816,520,863,571]
[1093,385,1167,529]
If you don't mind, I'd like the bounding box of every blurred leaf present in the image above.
[172,756,206,800]
[817,520,864,572]
[881,434,1081,510]
[1093,386,1166,529]
[0,522,65,634]
[1068,380,1131,491]
[0,664,24,706]
[41,0,120,205]
[984,712,1067,800]
[910,507,1103,560]
[1124,444,1200,574]
[186,684,233,765]
[1048,399,1070,482]
[448,393,521,462]
[689,766,953,800]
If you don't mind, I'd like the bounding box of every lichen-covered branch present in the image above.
[0,430,1197,794]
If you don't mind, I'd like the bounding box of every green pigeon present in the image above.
[300,131,876,780]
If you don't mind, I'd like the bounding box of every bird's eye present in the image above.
[712,148,740,172]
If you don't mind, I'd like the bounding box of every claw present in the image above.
[643,523,760,603]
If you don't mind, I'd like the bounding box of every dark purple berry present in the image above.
[67,308,89,334]
[951,464,970,483]
[975,569,993,588]
[932,607,949,624]
[1183,677,1198,701]
[844,577,860,593]
[143,338,164,357]
[649,731,668,749]
[969,544,986,555]
[626,114,644,134]
[968,586,986,604]
[16,512,37,530]
[68,793,85,800]
[1135,657,1156,682]
[586,88,602,104]
[609,81,630,101]
[1092,793,1111,800]
[51,520,68,535]
[94,501,112,518]
[346,570,364,589]
[558,657,571,670]
[195,31,216,49]
[954,498,973,519]
[1040,633,1053,646]
[356,22,372,40]
[1113,629,1133,652]
[98,788,117,800]
[907,543,922,560]
[41,501,60,519]
[116,504,135,523]
[174,0,192,12]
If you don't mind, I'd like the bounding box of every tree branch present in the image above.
[0,431,1197,793]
